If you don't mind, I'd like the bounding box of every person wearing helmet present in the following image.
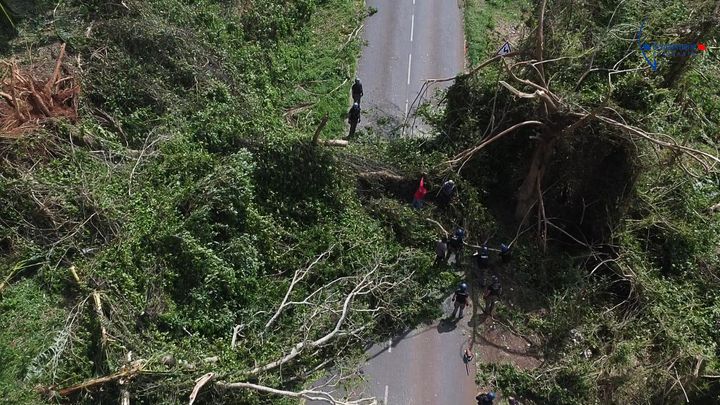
[348,102,361,137]
[475,243,490,269]
[483,275,503,315]
[351,78,364,105]
[437,179,456,207]
[500,243,511,263]
[476,391,496,405]
[447,226,465,265]
[451,282,470,318]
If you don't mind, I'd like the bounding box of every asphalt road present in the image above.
[356,0,464,136]
[308,2,469,403]
[356,1,471,403]
[361,294,479,405]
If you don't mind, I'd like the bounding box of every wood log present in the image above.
[312,113,329,144]
[321,139,348,147]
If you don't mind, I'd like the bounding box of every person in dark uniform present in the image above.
[483,276,503,315]
[351,78,364,105]
[476,392,496,405]
[348,102,361,137]
[451,282,470,319]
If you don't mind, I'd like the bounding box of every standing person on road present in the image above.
[351,78,364,105]
[348,102,361,137]
[483,275,503,315]
[451,282,470,319]
[434,236,448,265]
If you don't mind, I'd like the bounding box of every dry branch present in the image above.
[448,120,544,170]
[313,113,330,144]
[216,381,376,405]
[321,139,349,147]
[188,373,216,405]
[43,360,145,398]
[246,263,382,376]
[265,249,333,330]
[589,113,720,170]
[536,0,548,86]
[0,43,79,136]
[119,352,132,405]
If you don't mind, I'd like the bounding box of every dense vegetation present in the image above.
[1,0,719,404]
[453,0,720,403]
[0,0,453,403]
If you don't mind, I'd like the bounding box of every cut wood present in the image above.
[321,139,348,147]
[188,373,216,405]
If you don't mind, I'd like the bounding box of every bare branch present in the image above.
[593,114,720,171]
[265,248,333,330]
[188,373,216,405]
[448,120,545,170]
[499,80,558,111]
[536,0,547,86]
[246,263,381,376]
[216,381,376,405]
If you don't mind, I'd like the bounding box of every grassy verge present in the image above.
[463,0,531,65]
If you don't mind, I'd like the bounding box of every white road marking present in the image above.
[404,99,409,116]
[407,53,412,85]
[410,14,414,42]
[384,385,389,404]
[388,339,393,353]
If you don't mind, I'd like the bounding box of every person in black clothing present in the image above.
[348,102,361,137]
[451,282,470,318]
[500,243,512,263]
[475,244,490,269]
[434,237,448,265]
[447,227,465,265]
[437,179,456,207]
[476,391,496,405]
[483,275,502,314]
[351,78,364,105]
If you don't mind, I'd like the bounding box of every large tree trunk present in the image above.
[515,132,556,221]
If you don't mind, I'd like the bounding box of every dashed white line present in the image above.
[410,14,414,42]
[407,53,412,85]
[404,99,409,116]
[384,385,389,404]
[388,339,393,353]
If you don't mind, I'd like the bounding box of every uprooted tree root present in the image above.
[0,43,79,138]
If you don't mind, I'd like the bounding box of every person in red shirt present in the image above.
[412,177,427,209]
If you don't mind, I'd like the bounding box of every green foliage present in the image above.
[0,280,65,404]
[457,0,720,403]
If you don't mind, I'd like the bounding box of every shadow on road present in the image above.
[437,317,460,333]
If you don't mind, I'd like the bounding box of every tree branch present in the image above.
[215,381,376,405]
[247,263,381,376]
[448,120,545,170]
[265,248,333,330]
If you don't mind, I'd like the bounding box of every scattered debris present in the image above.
[0,43,79,138]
